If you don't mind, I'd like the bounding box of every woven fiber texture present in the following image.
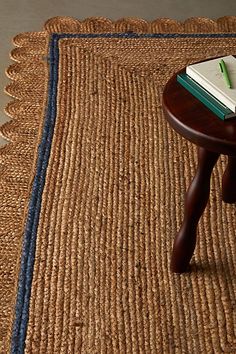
[1,16,236,353]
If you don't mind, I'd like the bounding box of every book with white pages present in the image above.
[186,55,236,112]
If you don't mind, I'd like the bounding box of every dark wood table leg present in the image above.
[222,156,236,204]
[171,147,220,273]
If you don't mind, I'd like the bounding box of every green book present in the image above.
[177,73,236,120]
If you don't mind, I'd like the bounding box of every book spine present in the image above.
[186,67,235,112]
[177,74,225,120]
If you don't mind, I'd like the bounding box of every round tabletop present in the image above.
[163,69,236,156]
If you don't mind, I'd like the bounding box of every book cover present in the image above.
[186,55,236,112]
[177,73,236,120]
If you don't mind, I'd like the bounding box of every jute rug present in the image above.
[1,16,236,353]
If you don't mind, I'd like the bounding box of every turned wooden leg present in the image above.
[222,156,236,204]
[171,147,220,273]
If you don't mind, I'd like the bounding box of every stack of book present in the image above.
[177,55,236,120]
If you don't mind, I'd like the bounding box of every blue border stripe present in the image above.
[10,36,60,354]
[10,31,236,353]
[54,32,236,38]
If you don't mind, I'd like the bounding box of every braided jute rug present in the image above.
[1,16,236,354]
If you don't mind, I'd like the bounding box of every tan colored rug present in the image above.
[1,16,236,353]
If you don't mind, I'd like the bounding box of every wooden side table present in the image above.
[163,68,236,273]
